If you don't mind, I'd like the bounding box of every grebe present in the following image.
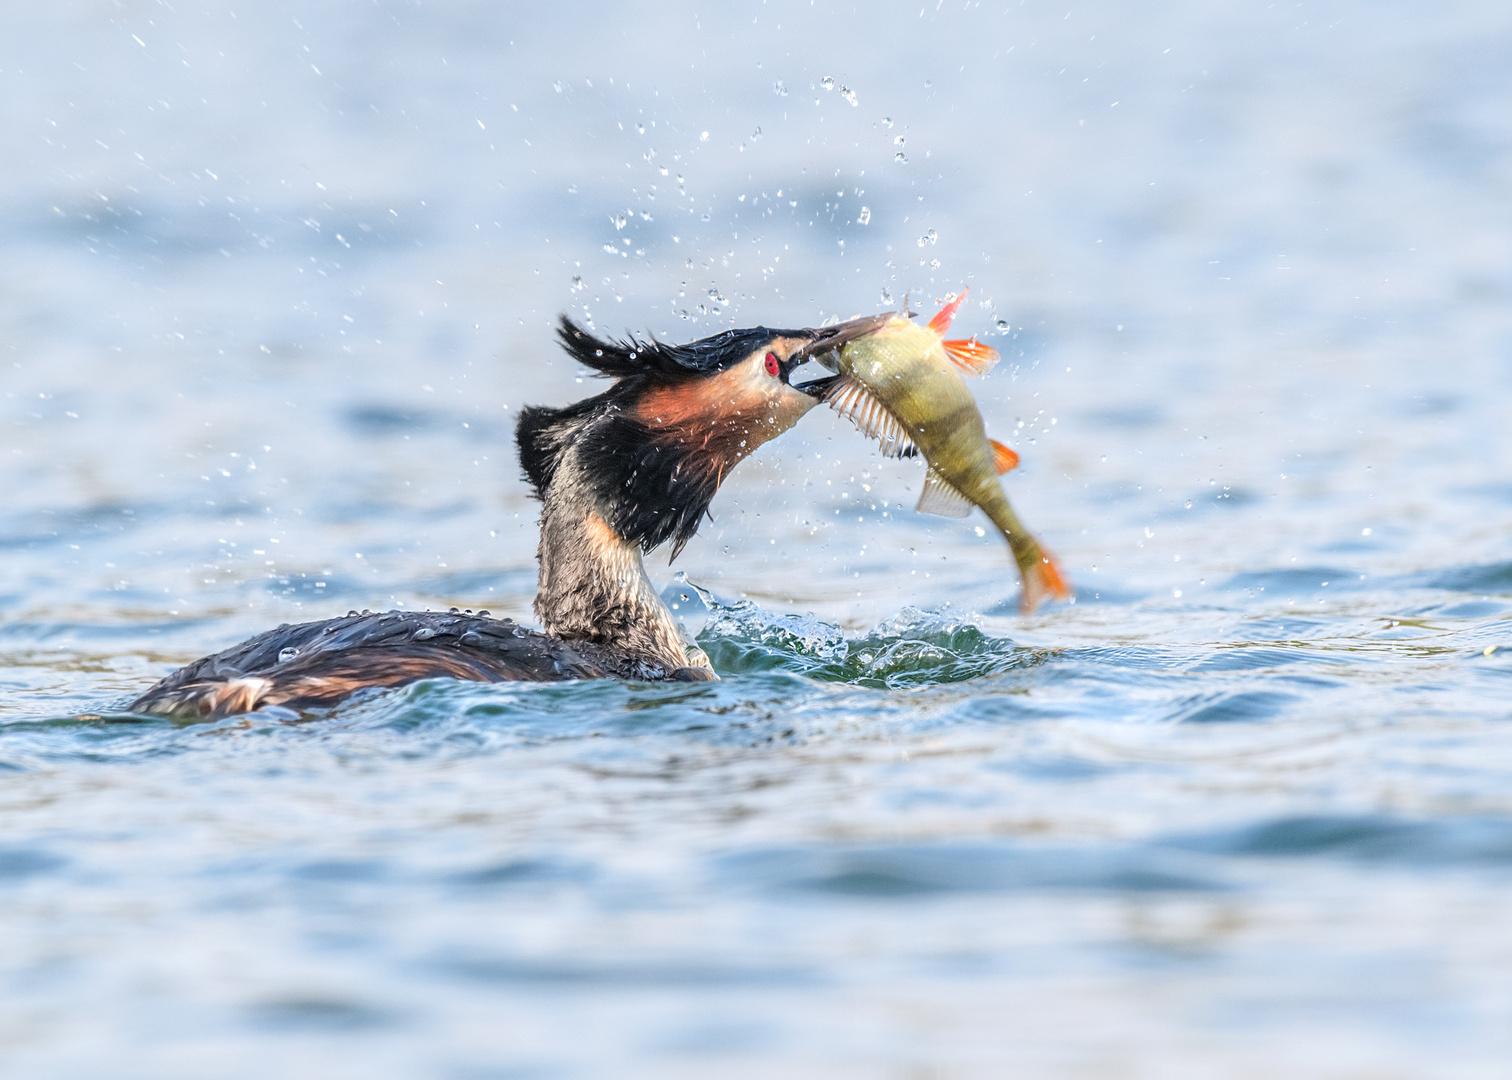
[129,312,888,719]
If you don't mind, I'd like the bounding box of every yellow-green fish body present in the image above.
[822,294,1069,611]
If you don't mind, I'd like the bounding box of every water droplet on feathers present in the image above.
[277,648,299,663]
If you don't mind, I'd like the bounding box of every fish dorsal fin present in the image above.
[989,438,1019,474]
[824,377,919,459]
[942,337,1000,376]
[926,287,969,336]
[916,469,973,518]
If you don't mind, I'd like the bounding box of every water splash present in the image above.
[699,598,1040,688]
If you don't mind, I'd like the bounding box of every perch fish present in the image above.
[798,290,1071,612]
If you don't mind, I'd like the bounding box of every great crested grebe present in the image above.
[129,312,889,719]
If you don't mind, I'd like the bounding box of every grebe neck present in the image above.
[532,456,705,678]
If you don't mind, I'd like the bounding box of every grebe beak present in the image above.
[788,312,893,398]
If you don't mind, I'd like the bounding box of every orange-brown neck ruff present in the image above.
[635,341,817,490]
[518,327,817,560]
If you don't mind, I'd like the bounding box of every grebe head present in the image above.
[518,315,890,560]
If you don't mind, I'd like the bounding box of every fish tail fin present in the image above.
[988,438,1019,474]
[926,287,969,336]
[942,337,1000,375]
[1017,546,1072,614]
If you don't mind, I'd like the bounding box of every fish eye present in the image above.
[763,351,780,377]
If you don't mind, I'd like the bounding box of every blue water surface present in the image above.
[3,2,1512,1077]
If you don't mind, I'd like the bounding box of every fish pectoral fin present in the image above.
[825,377,919,459]
[943,337,1000,376]
[926,287,968,336]
[916,469,974,518]
[989,438,1019,474]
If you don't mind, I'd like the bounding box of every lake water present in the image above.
[3,2,1512,1076]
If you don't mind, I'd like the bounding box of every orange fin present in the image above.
[1019,548,1072,614]
[989,439,1019,474]
[926,287,969,336]
[943,337,1000,375]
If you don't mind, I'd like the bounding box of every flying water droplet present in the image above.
[773,80,788,97]
[895,152,907,164]
[917,229,936,247]
[840,85,857,106]
[820,75,835,91]
[880,287,893,304]
[635,123,645,134]
[893,135,905,146]
[857,206,871,225]
[881,117,894,128]
[995,318,1010,333]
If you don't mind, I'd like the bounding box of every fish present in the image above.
[798,289,1071,612]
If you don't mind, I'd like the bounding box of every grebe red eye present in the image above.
[764,352,781,377]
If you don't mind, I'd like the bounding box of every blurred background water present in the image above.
[3,1,1512,1077]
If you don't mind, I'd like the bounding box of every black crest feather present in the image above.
[556,315,795,381]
